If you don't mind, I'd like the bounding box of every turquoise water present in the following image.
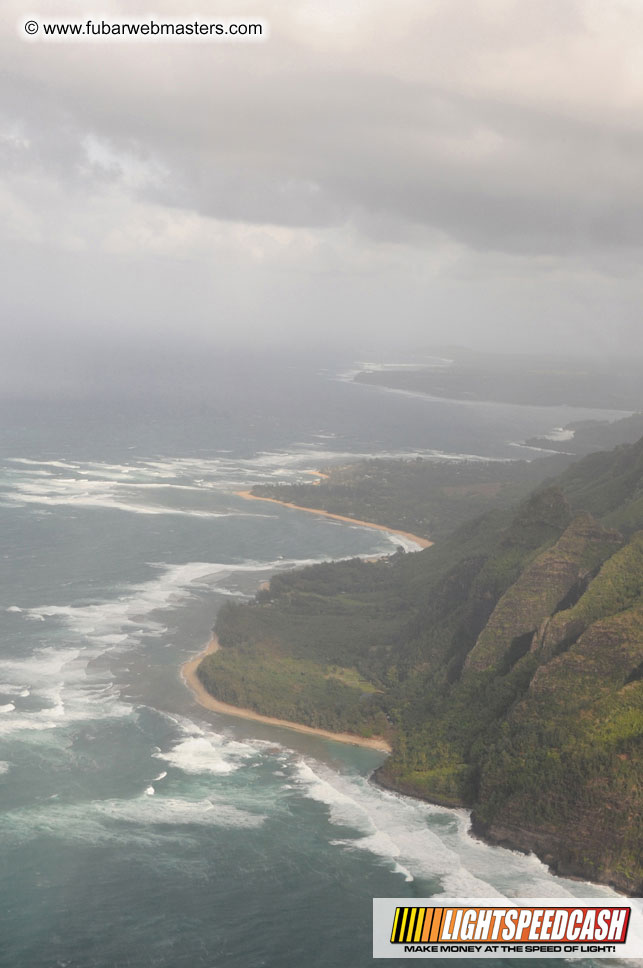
[0,353,624,967]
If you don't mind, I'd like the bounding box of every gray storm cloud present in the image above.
[1,0,643,365]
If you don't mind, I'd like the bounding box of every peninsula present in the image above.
[192,426,643,895]
[182,635,391,751]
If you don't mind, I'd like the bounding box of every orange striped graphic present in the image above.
[389,907,631,945]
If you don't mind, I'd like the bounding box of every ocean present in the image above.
[0,350,629,968]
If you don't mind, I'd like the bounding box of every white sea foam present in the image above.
[0,645,131,736]
[2,793,265,848]
[0,761,11,774]
[337,358,453,382]
[0,715,62,736]
[543,426,576,442]
[94,795,265,829]
[154,729,256,777]
[510,441,564,456]
[0,703,16,713]
[6,606,22,613]
[2,553,338,742]
[379,532,424,553]
[5,447,506,519]
[292,759,617,899]
[145,786,155,796]
[23,564,231,647]
[2,475,239,518]
[9,458,81,470]
[153,771,167,782]
[20,558,331,653]
[217,445,503,478]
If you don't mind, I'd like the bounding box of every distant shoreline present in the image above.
[181,637,392,752]
[235,488,432,550]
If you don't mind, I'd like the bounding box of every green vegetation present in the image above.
[250,412,643,543]
[465,513,622,673]
[251,455,568,541]
[199,433,643,894]
[198,647,388,737]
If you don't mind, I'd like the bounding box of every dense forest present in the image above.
[249,413,643,541]
[199,424,643,894]
[251,456,563,541]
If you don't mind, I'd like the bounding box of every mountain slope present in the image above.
[199,436,643,893]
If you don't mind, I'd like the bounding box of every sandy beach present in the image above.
[181,636,392,752]
[301,469,330,482]
[236,489,432,549]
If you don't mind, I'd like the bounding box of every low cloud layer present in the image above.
[2,0,643,364]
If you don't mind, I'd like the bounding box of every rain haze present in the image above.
[1,7,643,967]
[2,0,643,393]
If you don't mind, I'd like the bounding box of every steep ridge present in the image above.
[199,435,643,893]
[474,599,643,893]
[535,532,643,659]
[465,514,622,673]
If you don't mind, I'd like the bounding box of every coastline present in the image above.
[301,469,330,481]
[181,643,626,893]
[181,487,628,894]
[181,636,392,753]
[235,489,433,550]
[372,768,633,897]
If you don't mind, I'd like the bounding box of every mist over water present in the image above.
[0,353,625,968]
[5,0,643,958]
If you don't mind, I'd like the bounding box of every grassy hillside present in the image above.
[199,436,643,893]
[250,455,569,541]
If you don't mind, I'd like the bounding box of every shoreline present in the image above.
[235,489,433,550]
[181,636,392,753]
[372,769,632,897]
[301,469,329,481]
[181,641,626,894]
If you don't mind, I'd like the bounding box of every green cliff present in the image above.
[199,436,643,894]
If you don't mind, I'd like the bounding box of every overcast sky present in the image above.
[2,0,643,375]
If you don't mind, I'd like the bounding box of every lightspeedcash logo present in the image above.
[373,898,643,959]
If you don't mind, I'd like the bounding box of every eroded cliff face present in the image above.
[533,531,643,659]
[207,436,643,893]
[472,597,643,895]
[465,514,622,673]
[469,814,638,896]
[379,515,642,894]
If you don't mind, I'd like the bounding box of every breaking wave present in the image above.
[291,759,618,900]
